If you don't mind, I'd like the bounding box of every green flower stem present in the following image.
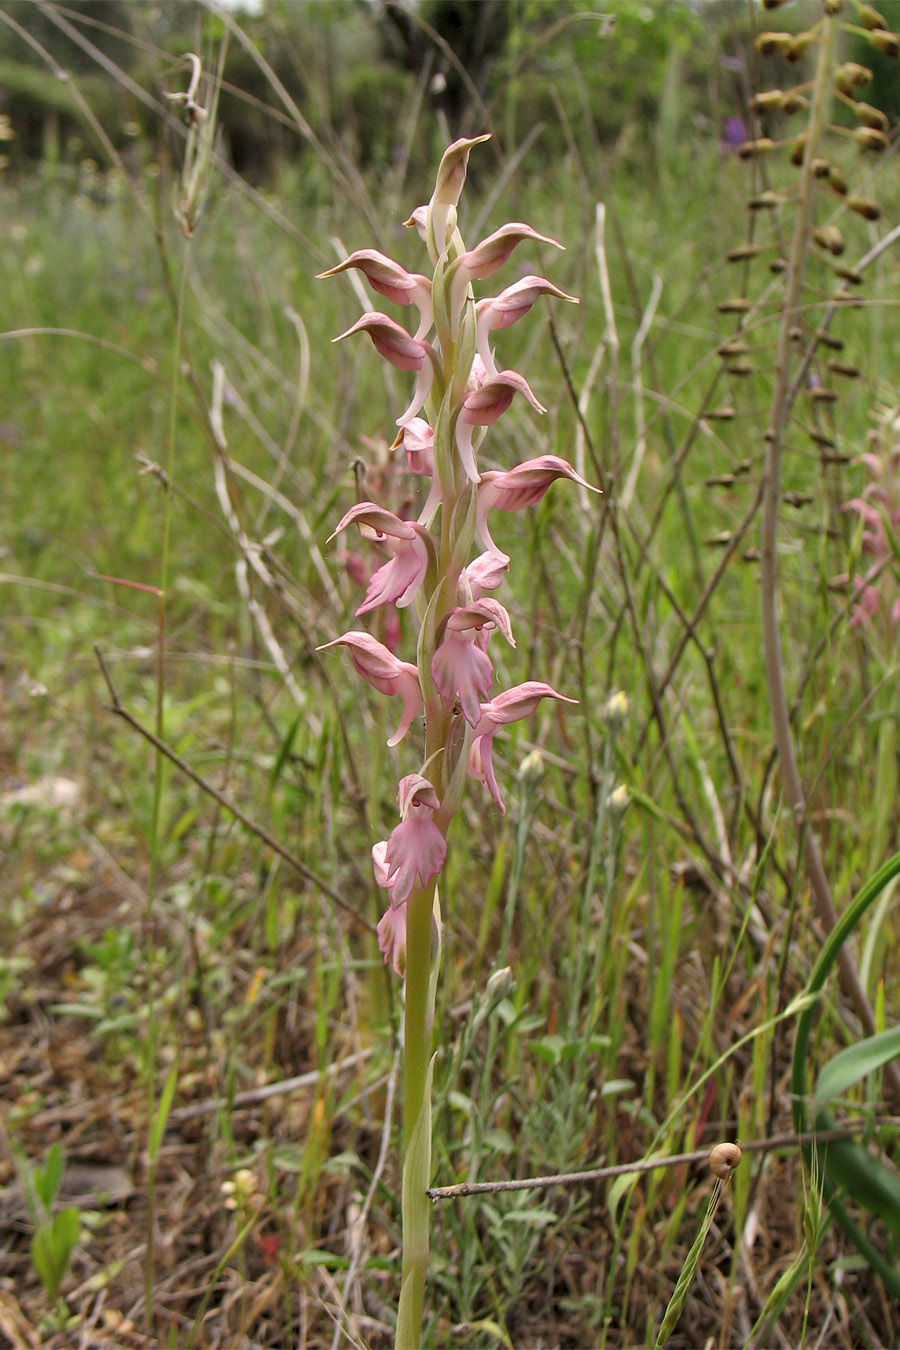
[397,883,436,1348]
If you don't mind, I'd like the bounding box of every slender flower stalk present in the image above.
[318,136,595,1348]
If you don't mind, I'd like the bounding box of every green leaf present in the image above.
[814,1025,900,1110]
[31,1207,80,1302]
[149,1058,179,1163]
[813,1110,900,1233]
[33,1142,63,1212]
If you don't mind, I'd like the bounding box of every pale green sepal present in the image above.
[432,390,459,501]
[416,577,446,709]
[438,712,473,820]
[448,483,477,582]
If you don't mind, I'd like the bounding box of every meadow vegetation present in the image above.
[2,1,900,1346]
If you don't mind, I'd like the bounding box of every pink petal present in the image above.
[384,813,447,907]
[357,535,428,614]
[376,904,407,976]
[432,632,494,725]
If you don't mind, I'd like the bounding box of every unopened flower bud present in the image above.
[518,748,545,785]
[810,156,831,177]
[603,690,630,727]
[605,784,631,819]
[748,190,784,210]
[869,28,900,56]
[718,298,751,313]
[473,966,515,1030]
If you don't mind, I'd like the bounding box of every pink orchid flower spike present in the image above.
[476,455,600,561]
[382,774,447,908]
[318,250,434,338]
[475,276,578,376]
[317,631,422,746]
[455,370,546,484]
[468,681,578,813]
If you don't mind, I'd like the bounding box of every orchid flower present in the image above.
[447,223,564,324]
[333,312,440,425]
[468,681,578,812]
[455,370,546,483]
[476,455,600,561]
[431,598,515,725]
[475,276,578,376]
[382,774,447,908]
[394,418,443,525]
[331,501,433,614]
[318,250,434,338]
[318,631,422,746]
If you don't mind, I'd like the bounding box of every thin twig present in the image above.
[427,1122,893,1201]
[93,646,374,932]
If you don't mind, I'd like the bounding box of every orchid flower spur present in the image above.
[318,136,592,1350]
[468,681,578,812]
[475,455,600,561]
[476,276,578,376]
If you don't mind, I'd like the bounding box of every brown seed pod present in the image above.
[813,225,845,256]
[749,190,785,210]
[855,102,889,132]
[847,195,882,220]
[855,126,889,151]
[718,298,751,314]
[709,1142,742,1180]
[827,167,848,196]
[705,406,736,421]
[727,244,764,262]
[756,31,793,56]
[752,89,784,113]
[738,137,776,159]
[869,29,900,57]
[858,4,888,29]
[835,62,873,96]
